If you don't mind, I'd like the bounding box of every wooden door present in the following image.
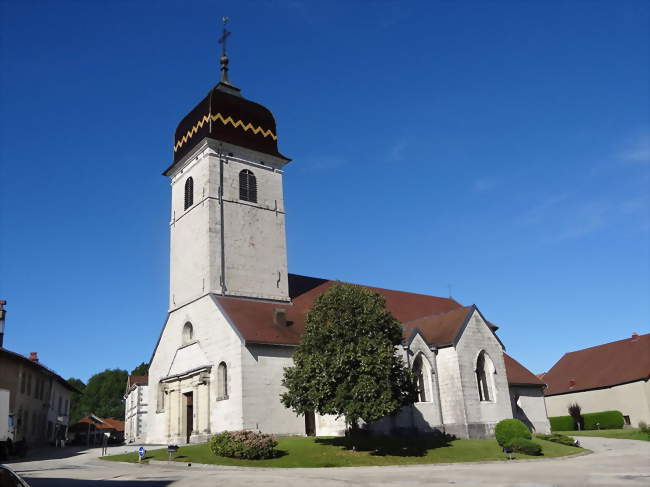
[185,392,193,444]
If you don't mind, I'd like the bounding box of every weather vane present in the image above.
[218,16,231,84]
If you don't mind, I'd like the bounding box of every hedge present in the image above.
[495,419,531,447]
[209,430,278,459]
[505,437,543,455]
[535,433,577,446]
[583,410,624,430]
[550,410,624,431]
[550,415,575,431]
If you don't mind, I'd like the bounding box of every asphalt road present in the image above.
[5,436,650,486]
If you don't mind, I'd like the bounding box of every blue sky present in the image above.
[1,1,648,383]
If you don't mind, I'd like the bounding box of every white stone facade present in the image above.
[124,383,148,444]
[510,386,551,434]
[168,139,290,311]
[147,293,529,442]
[144,106,549,443]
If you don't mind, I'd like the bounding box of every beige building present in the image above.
[543,333,650,427]
[0,348,77,445]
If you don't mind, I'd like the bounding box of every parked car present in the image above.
[0,464,30,487]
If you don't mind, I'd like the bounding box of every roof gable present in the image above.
[503,353,545,387]
[543,333,650,395]
[402,306,474,347]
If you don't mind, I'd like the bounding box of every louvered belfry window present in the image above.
[184,177,194,210]
[239,169,257,203]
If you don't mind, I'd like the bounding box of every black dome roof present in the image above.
[172,83,289,165]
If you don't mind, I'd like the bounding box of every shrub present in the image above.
[582,410,624,430]
[535,433,577,446]
[549,415,575,431]
[568,403,583,430]
[506,437,543,456]
[494,419,531,447]
[209,430,278,460]
[639,421,649,433]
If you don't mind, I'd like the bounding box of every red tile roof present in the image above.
[543,333,650,396]
[216,274,466,346]
[127,375,148,387]
[402,307,474,346]
[102,417,125,432]
[76,416,124,431]
[503,353,545,387]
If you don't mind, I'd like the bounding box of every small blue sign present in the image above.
[138,447,146,457]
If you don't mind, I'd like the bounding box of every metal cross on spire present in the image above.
[218,16,232,84]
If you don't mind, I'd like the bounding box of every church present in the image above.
[144,25,549,445]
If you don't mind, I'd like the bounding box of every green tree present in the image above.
[281,283,418,430]
[130,362,149,376]
[67,377,86,423]
[80,369,128,420]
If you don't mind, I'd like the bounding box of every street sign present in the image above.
[138,447,146,458]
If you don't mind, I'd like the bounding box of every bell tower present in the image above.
[164,19,291,310]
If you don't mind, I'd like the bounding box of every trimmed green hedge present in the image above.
[506,437,542,455]
[583,411,624,430]
[535,433,577,446]
[550,410,624,431]
[550,415,575,431]
[495,419,531,447]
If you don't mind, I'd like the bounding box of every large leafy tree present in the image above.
[281,283,418,429]
[67,377,86,423]
[130,362,149,376]
[73,369,128,420]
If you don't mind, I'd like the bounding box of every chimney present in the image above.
[273,308,287,327]
[29,352,39,362]
[631,332,639,341]
[0,300,6,348]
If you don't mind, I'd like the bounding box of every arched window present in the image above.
[184,177,194,210]
[182,322,193,344]
[413,354,432,402]
[239,170,257,203]
[476,351,495,401]
[217,362,228,400]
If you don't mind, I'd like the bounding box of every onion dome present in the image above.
[172,83,288,165]
[170,19,288,167]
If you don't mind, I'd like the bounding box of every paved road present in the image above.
[5,436,650,486]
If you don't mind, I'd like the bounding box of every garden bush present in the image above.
[209,430,278,460]
[639,421,649,433]
[505,437,543,456]
[582,410,624,430]
[494,419,531,447]
[535,433,577,446]
[549,415,575,431]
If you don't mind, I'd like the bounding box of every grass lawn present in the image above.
[554,429,650,441]
[102,435,584,468]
